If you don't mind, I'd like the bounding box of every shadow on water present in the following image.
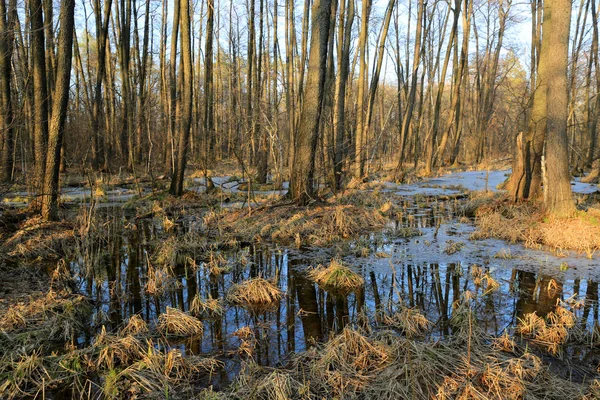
[70,198,600,383]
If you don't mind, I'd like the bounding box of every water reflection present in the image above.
[73,204,600,378]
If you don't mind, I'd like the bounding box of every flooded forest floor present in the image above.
[2,167,600,399]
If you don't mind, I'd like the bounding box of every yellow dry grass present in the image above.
[471,195,600,255]
[190,294,224,317]
[156,307,204,337]
[207,202,387,247]
[516,300,576,355]
[120,314,148,336]
[307,259,365,294]
[226,277,283,307]
[382,307,431,337]
[314,327,392,394]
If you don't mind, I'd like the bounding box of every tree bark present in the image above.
[0,0,16,182]
[41,0,75,221]
[169,0,193,196]
[289,0,332,205]
[543,0,575,216]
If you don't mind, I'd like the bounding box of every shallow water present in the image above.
[68,193,600,385]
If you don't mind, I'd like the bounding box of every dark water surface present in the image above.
[70,197,600,383]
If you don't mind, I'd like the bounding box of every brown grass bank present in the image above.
[467,194,600,257]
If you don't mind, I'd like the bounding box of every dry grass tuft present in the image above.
[226,278,283,308]
[307,259,365,294]
[516,301,576,355]
[204,251,231,275]
[156,307,204,337]
[190,294,224,318]
[382,307,431,337]
[144,263,177,296]
[233,326,257,357]
[207,202,387,247]
[315,327,392,394]
[94,326,145,370]
[444,240,465,255]
[0,308,26,330]
[120,314,148,336]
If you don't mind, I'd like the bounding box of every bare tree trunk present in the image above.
[394,0,424,180]
[29,0,49,201]
[204,0,215,184]
[332,0,354,191]
[586,0,599,168]
[0,0,16,182]
[544,0,575,216]
[289,0,332,205]
[41,0,75,220]
[169,0,193,196]
[425,0,459,175]
[361,0,395,177]
[353,0,371,179]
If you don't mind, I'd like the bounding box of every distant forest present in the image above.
[0,0,595,217]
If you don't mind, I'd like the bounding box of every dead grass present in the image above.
[226,277,283,308]
[120,314,148,336]
[307,259,365,294]
[226,311,586,400]
[516,300,576,355]
[207,201,387,247]
[314,327,392,394]
[156,306,204,337]
[1,216,75,259]
[470,194,600,255]
[382,307,431,337]
[190,294,224,318]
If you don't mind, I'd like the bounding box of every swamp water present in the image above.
[69,194,600,388]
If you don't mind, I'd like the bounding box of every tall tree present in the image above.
[289,0,332,205]
[41,0,75,220]
[169,0,193,196]
[29,0,49,201]
[0,0,16,182]
[90,0,113,170]
[353,0,371,179]
[332,0,354,191]
[543,0,575,216]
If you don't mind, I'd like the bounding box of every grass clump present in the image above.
[516,300,576,355]
[382,307,431,337]
[226,277,283,308]
[307,259,364,294]
[314,327,391,394]
[190,294,224,318]
[120,314,148,336]
[156,307,203,337]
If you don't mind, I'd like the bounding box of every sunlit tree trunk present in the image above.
[289,0,332,205]
[169,0,193,196]
[90,0,112,171]
[41,0,75,221]
[394,0,425,179]
[353,0,371,179]
[29,0,49,203]
[543,0,575,216]
[332,0,354,191]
